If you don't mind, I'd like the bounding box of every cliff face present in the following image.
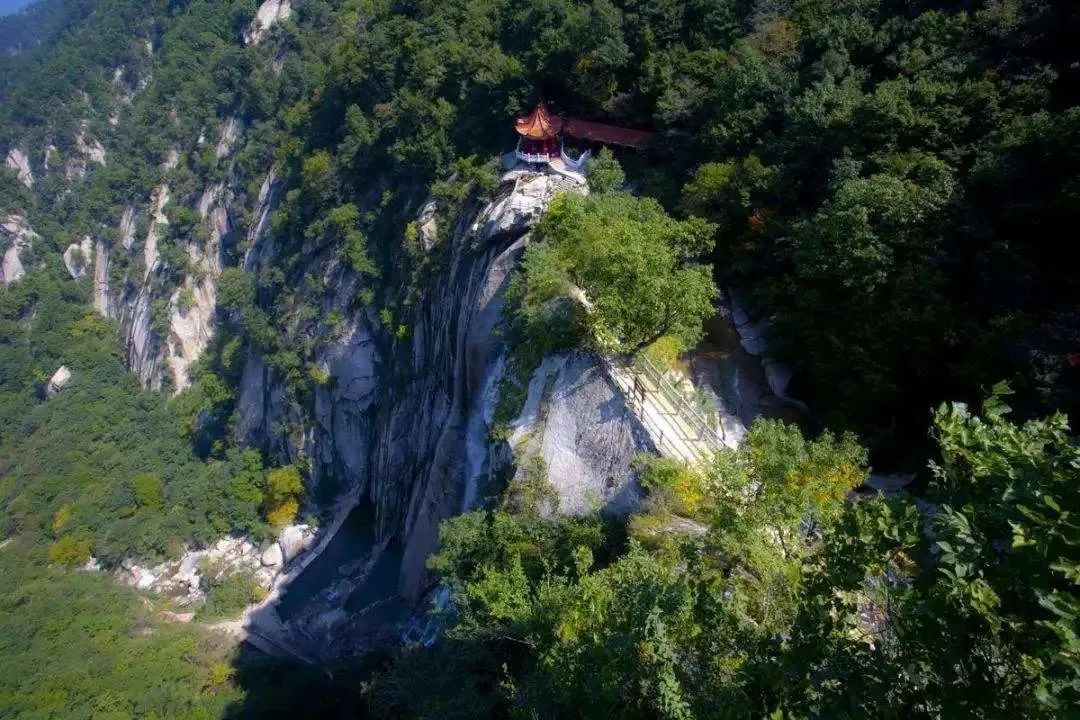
[1,0,651,610]
[232,170,650,601]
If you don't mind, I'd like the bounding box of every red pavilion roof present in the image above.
[515,103,563,139]
[563,118,652,148]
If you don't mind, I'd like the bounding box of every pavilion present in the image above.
[512,103,652,168]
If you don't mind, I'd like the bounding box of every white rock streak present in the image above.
[1,215,36,285]
[244,0,292,45]
[5,148,32,188]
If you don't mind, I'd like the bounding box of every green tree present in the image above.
[586,146,625,193]
[48,535,92,567]
[515,192,717,355]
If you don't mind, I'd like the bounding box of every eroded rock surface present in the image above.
[508,352,647,515]
[166,184,226,392]
[63,236,94,279]
[76,124,106,166]
[45,366,72,398]
[1,215,36,285]
[117,525,316,606]
[5,148,32,188]
[244,0,292,44]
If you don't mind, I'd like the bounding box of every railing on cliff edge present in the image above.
[599,352,727,466]
[634,353,727,451]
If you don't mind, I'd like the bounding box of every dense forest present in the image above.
[0,0,1077,718]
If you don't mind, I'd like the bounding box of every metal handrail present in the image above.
[633,354,726,449]
[600,354,716,464]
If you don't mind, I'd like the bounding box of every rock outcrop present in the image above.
[215,116,242,159]
[244,0,293,45]
[118,205,137,251]
[5,148,32,188]
[1,215,35,286]
[361,170,644,600]
[507,352,647,515]
[45,366,72,398]
[102,161,644,625]
[63,236,94,279]
[110,186,172,386]
[117,524,316,605]
[144,185,170,278]
[92,239,111,316]
[75,124,106,166]
[727,291,808,411]
[166,183,227,392]
[243,168,280,271]
[235,168,634,603]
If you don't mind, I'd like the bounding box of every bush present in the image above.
[586,147,625,193]
[200,571,262,619]
[48,535,92,567]
[502,456,559,515]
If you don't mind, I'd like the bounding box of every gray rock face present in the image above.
[92,240,112,316]
[236,353,291,452]
[1,215,35,286]
[45,366,72,398]
[215,116,242,159]
[109,201,165,389]
[120,278,164,390]
[244,168,280,272]
[244,0,292,44]
[475,171,584,239]
[313,311,379,488]
[279,524,312,562]
[63,236,94,279]
[364,172,600,600]
[233,170,641,611]
[118,205,137,251]
[76,124,106,166]
[5,148,32,188]
[166,184,227,393]
[509,353,647,515]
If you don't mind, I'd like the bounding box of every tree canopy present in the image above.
[512,190,716,356]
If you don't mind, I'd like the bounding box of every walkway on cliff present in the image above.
[602,354,731,465]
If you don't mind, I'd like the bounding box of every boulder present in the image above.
[739,336,767,356]
[763,360,793,400]
[45,366,72,398]
[1,215,35,286]
[508,352,647,516]
[260,542,283,568]
[278,524,311,562]
[417,197,438,251]
[63,236,94,279]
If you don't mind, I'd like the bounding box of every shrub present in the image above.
[49,535,92,567]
